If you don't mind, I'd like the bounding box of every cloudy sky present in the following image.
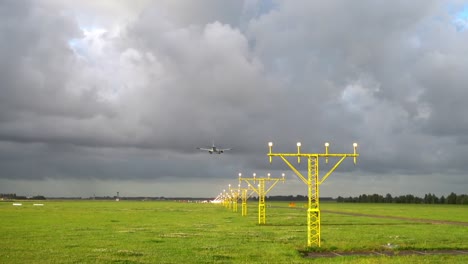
[1,0,468,198]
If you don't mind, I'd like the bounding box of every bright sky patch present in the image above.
[452,4,468,31]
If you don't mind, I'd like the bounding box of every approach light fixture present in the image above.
[353,143,358,164]
[297,142,302,163]
[268,142,274,162]
[325,142,330,163]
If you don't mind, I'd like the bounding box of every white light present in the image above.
[325,142,329,147]
[297,142,301,147]
[238,173,242,177]
[282,173,285,177]
[253,173,256,177]
[353,143,358,147]
[268,142,273,147]
[267,173,271,177]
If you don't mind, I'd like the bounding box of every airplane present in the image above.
[197,143,231,154]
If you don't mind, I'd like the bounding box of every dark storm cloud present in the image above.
[1,0,468,196]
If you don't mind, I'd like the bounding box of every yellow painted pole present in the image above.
[228,184,241,213]
[241,188,248,216]
[258,179,265,224]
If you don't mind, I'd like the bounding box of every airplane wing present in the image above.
[197,147,212,151]
[218,148,232,151]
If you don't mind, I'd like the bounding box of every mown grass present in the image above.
[320,202,468,222]
[0,200,467,263]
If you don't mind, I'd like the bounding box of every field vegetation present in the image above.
[1,200,467,263]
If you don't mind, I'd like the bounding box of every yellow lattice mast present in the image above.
[239,172,285,224]
[221,189,230,209]
[268,141,358,247]
[228,184,241,212]
[236,178,255,216]
[212,193,223,204]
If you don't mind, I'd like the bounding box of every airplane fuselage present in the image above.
[197,144,230,154]
[209,147,223,154]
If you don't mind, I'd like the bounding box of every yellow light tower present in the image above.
[237,173,258,216]
[222,189,230,209]
[213,193,223,203]
[268,141,358,247]
[239,172,285,224]
[228,184,241,213]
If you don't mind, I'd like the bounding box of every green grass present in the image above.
[320,202,468,222]
[1,200,467,263]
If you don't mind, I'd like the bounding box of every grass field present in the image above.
[1,200,467,263]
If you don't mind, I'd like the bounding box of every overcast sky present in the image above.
[1,0,468,198]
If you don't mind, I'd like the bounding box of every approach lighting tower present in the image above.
[268,141,358,247]
[238,172,285,224]
[228,184,241,212]
[236,177,255,216]
[213,192,223,203]
[222,189,230,208]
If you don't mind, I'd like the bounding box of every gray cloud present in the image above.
[1,0,468,197]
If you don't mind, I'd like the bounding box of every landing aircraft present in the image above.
[197,143,231,154]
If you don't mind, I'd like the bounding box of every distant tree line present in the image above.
[0,193,46,200]
[265,195,308,201]
[336,192,468,205]
[250,195,334,201]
